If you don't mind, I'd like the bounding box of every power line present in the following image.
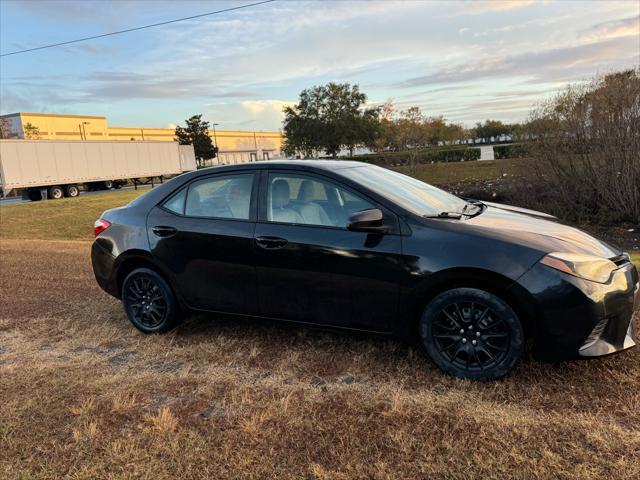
[0,0,276,57]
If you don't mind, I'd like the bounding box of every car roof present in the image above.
[194,159,369,174]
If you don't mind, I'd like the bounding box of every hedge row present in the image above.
[347,146,481,166]
[493,143,529,160]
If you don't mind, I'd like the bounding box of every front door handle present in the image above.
[255,236,288,249]
[152,226,178,237]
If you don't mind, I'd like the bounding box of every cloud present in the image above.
[2,0,639,129]
[396,36,638,87]
[580,15,640,41]
[448,0,539,16]
[79,71,258,101]
[206,99,292,129]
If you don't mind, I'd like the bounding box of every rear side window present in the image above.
[162,188,186,215]
[185,173,254,219]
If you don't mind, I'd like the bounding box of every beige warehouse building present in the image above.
[0,112,284,164]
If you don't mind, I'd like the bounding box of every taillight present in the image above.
[94,218,111,237]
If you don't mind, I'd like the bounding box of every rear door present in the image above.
[253,169,404,332]
[147,171,259,314]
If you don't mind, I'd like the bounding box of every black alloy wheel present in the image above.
[420,288,524,380]
[122,268,179,333]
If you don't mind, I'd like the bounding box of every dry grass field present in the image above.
[1,174,639,479]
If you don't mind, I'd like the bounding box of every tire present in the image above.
[28,189,43,201]
[49,186,64,200]
[65,185,80,198]
[121,268,180,333]
[103,181,113,190]
[419,288,524,380]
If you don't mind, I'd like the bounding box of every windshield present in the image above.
[339,164,468,216]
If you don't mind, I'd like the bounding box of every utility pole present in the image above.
[80,121,90,140]
[212,123,219,147]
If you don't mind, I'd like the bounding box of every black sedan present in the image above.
[92,161,639,379]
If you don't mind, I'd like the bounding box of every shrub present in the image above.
[347,146,480,166]
[527,69,640,225]
[493,144,529,160]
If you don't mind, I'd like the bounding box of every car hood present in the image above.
[464,203,620,258]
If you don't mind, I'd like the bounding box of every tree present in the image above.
[283,83,380,158]
[23,122,41,139]
[392,107,429,171]
[473,119,510,142]
[424,116,448,146]
[366,101,395,152]
[175,115,217,168]
[527,69,640,223]
[0,117,12,139]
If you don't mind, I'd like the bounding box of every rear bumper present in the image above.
[91,240,119,298]
[514,261,638,361]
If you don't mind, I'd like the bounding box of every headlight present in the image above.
[540,252,618,284]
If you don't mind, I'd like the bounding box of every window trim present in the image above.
[258,169,397,232]
[159,171,259,222]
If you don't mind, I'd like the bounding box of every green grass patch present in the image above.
[630,251,640,270]
[0,189,145,241]
[394,157,532,185]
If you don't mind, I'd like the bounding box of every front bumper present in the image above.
[514,260,639,361]
[578,279,638,357]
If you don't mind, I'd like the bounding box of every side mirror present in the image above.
[347,208,388,233]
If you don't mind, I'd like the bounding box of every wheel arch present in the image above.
[401,267,537,342]
[113,251,183,306]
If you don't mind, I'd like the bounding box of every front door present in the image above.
[147,172,259,314]
[253,170,404,332]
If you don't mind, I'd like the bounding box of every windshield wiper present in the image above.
[424,211,463,219]
[424,201,486,220]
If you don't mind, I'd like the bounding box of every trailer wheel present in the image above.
[65,185,80,198]
[103,181,114,190]
[49,186,64,200]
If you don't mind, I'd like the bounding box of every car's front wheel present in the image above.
[121,268,180,333]
[419,288,524,380]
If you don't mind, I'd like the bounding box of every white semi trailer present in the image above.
[0,140,197,200]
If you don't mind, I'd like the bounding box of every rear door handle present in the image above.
[255,236,288,249]
[152,226,178,237]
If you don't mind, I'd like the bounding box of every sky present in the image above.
[1,0,639,131]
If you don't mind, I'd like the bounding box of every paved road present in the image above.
[0,184,153,206]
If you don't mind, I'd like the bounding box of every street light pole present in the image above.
[212,123,219,147]
[80,121,90,140]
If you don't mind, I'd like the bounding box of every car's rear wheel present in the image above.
[121,268,179,333]
[419,288,524,380]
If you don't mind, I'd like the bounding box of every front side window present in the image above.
[185,173,254,219]
[267,173,374,227]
